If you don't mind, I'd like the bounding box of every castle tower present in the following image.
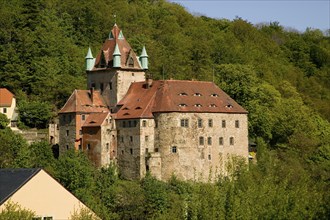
[86,24,147,111]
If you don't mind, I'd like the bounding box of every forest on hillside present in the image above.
[0,0,330,219]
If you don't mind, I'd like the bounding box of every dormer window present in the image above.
[179,104,187,107]
[211,94,219,97]
[123,107,129,110]
[123,113,130,116]
[135,106,142,110]
[209,104,217,107]
[194,93,202,96]
[179,92,188,96]
[225,104,233,109]
[194,104,202,107]
[128,57,134,67]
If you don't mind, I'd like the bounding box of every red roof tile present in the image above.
[93,24,142,70]
[82,112,110,127]
[0,88,14,107]
[115,80,247,119]
[59,89,109,114]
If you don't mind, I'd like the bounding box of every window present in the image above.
[87,144,91,150]
[130,148,133,154]
[179,103,187,107]
[66,145,69,150]
[82,114,85,120]
[171,146,177,153]
[130,136,133,142]
[222,120,226,128]
[91,82,96,88]
[128,57,134,67]
[3,108,7,113]
[145,136,149,142]
[180,119,189,127]
[208,154,211,160]
[120,136,124,142]
[142,120,147,127]
[208,137,212,145]
[211,94,219,97]
[106,143,109,151]
[198,119,203,128]
[179,92,188,96]
[122,121,126,128]
[230,137,234,145]
[209,104,217,107]
[79,145,82,150]
[66,130,69,136]
[128,121,132,127]
[155,148,159,152]
[194,104,202,107]
[235,120,240,128]
[79,130,82,135]
[194,93,202,96]
[208,119,213,127]
[145,148,149,153]
[132,72,135,76]
[43,217,53,220]
[109,82,112,90]
[199,137,204,145]
[219,137,224,145]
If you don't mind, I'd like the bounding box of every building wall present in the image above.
[87,69,145,110]
[59,113,77,153]
[0,97,16,122]
[153,112,249,182]
[0,170,94,220]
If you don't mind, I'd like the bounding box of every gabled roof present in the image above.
[115,80,248,120]
[0,88,14,107]
[93,24,142,70]
[82,112,110,127]
[0,168,41,205]
[59,89,109,114]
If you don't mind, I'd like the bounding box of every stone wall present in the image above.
[153,112,248,182]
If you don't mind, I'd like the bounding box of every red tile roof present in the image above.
[82,112,110,127]
[93,24,142,70]
[0,88,14,107]
[59,89,109,114]
[115,80,247,119]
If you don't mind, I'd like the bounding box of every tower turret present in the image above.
[85,47,95,71]
[113,43,121,68]
[139,46,148,70]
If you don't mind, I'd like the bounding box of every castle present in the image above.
[58,24,248,182]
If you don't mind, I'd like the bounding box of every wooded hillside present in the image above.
[0,0,329,219]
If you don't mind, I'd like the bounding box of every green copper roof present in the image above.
[118,30,124,39]
[140,46,148,57]
[85,47,94,59]
[113,43,121,56]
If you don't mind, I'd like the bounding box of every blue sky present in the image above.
[168,0,330,32]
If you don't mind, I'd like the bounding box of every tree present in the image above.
[0,113,9,129]
[0,201,35,220]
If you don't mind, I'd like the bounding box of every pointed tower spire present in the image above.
[113,43,121,68]
[139,46,148,70]
[85,47,95,71]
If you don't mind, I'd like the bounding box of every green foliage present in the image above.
[0,201,36,220]
[70,208,100,220]
[0,113,9,129]
[18,100,53,129]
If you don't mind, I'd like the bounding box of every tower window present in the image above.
[109,82,112,90]
[171,146,177,153]
[230,137,234,145]
[208,137,212,145]
[219,137,224,145]
[208,119,213,127]
[222,120,226,128]
[82,115,85,120]
[130,148,133,154]
[198,119,203,128]
[100,83,104,92]
[208,154,211,160]
[180,119,189,127]
[199,137,204,145]
[142,120,147,127]
[235,120,240,128]
[66,130,69,136]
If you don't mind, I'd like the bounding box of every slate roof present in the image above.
[93,24,142,70]
[0,88,14,107]
[115,80,248,119]
[82,112,110,127]
[0,168,41,205]
[59,89,109,114]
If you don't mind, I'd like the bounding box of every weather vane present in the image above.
[114,14,117,23]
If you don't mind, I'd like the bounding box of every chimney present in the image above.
[90,87,94,104]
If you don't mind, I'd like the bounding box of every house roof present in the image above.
[0,88,14,107]
[82,112,110,127]
[115,80,248,119]
[92,24,142,70]
[59,89,109,114]
[0,168,41,205]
